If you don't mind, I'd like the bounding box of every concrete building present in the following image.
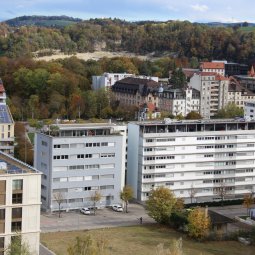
[127,119,255,203]
[158,87,200,116]
[92,73,133,90]
[0,151,41,255]
[0,80,14,155]
[244,102,255,119]
[189,73,229,118]
[34,123,126,212]
[92,73,158,90]
[225,63,248,77]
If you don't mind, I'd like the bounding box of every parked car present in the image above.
[80,207,91,215]
[112,204,123,212]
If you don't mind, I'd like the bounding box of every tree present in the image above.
[146,187,177,224]
[215,103,244,118]
[90,191,102,215]
[120,185,133,213]
[215,182,228,206]
[53,192,66,218]
[6,235,32,255]
[188,184,197,204]
[185,111,202,120]
[170,67,186,89]
[243,193,254,216]
[187,207,211,240]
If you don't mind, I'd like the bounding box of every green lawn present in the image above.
[40,225,255,255]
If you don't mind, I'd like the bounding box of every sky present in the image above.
[0,0,254,23]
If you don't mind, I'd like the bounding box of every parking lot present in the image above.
[41,203,155,233]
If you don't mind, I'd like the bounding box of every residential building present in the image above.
[189,73,229,118]
[127,119,255,203]
[244,102,255,119]
[0,151,41,255]
[0,80,14,155]
[228,77,255,109]
[158,87,200,116]
[34,123,126,212]
[200,62,225,76]
[112,77,160,108]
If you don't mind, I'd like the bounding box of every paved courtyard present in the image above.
[41,203,155,233]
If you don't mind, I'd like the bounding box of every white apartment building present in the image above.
[244,102,255,119]
[92,73,133,90]
[127,119,255,203]
[34,123,126,212]
[158,87,200,116]
[0,151,41,255]
[189,72,229,118]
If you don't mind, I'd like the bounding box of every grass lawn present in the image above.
[40,224,255,255]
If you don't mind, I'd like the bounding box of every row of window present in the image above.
[53,142,115,148]
[53,153,116,160]
[53,185,114,193]
[146,138,175,143]
[53,174,114,183]
[145,156,174,161]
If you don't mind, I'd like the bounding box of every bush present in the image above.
[169,212,188,230]
[185,199,243,208]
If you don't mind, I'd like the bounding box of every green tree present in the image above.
[146,187,177,224]
[6,235,32,255]
[215,103,244,118]
[170,67,186,89]
[120,186,133,213]
[185,111,202,120]
[187,207,211,240]
[90,191,102,215]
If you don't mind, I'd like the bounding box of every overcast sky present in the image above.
[1,0,254,23]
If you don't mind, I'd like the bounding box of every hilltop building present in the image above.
[127,119,255,203]
[34,123,126,212]
[0,151,41,255]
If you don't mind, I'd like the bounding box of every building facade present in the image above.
[158,87,200,116]
[0,80,14,155]
[112,77,160,108]
[34,123,126,212]
[0,152,41,255]
[200,62,225,76]
[127,119,255,203]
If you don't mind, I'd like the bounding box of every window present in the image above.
[0,181,6,205]
[0,209,5,234]
[100,164,114,169]
[11,222,22,232]
[12,180,23,191]
[12,194,22,204]
[53,155,68,160]
[100,185,114,190]
[12,208,22,220]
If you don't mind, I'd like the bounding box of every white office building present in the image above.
[0,151,41,255]
[34,123,126,212]
[127,119,255,203]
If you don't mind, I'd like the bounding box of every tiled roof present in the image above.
[215,74,229,81]
[200,72,217,76]
[201,62,225,69]
[115,77,159,87]
[229,76,255,96]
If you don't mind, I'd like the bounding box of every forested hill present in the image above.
[4,15,82,28]
[1,17,255,63]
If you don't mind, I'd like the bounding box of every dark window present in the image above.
[12,208,22,219]
[12,194,22,204]
[11,222,22,232]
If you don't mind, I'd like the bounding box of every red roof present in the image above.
[201,62,225,69]
[0,84,5,93]
[215,74,229,81]
[200,72,217,76]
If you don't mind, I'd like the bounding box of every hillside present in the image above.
[1,18,255,63]
[4,15,82,28]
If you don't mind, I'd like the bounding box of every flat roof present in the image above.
[0,151,41,175]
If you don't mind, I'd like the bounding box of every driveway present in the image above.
[41,203,155,233]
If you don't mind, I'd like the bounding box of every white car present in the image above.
[112,205,123,212]
[80,207,91,215]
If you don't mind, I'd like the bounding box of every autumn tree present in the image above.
[185,111,202,120]
[53,191,66,218]
[146,187,177,224]
[90,191,102,215]
[243,193,254,216]
[187,207,211,240]
[120,185,133,213]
